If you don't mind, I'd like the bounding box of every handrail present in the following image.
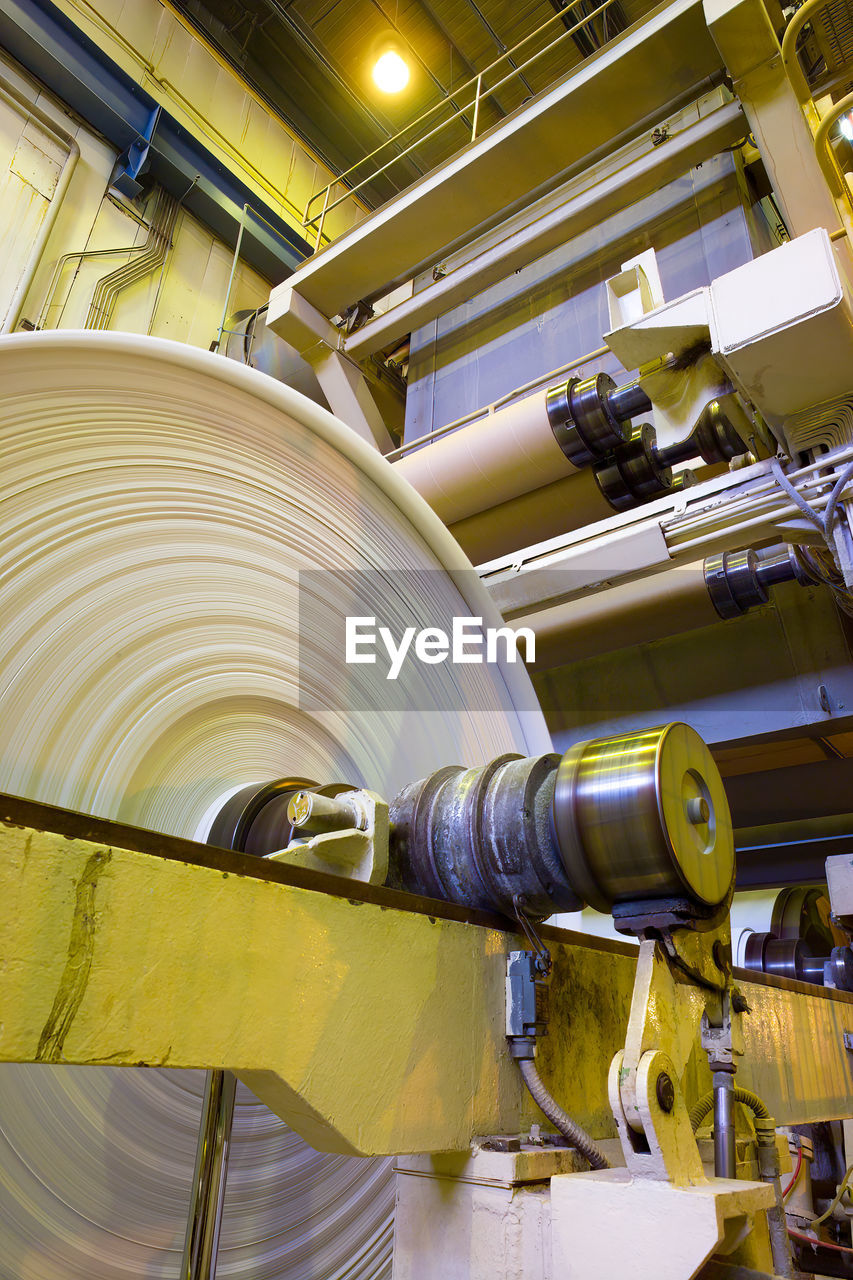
[303,0,591,222]
[780,0,824,105]
[303,0,616,245]
[779,1,853,222]
[385,344,611,461]
[815,89,853,204]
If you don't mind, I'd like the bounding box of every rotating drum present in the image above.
[552,723,734,914]
[0,331,551,1279]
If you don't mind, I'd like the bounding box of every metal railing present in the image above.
[781,0,853,220]
[303,0,617,248]
[213,202,302,351]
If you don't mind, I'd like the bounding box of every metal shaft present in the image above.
[181,1068,237,1279]
[288,789,361,834]
[608,379,651,422]
[181,781,262,1280]
[755,544,799,587]
[713,1071,736,1179]
[655,437,699,467]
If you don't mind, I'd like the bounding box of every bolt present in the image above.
[713,939,731,974]
[731,988,750,1014]
[288,791,313,826]
[687,795,711,824]
[286,790,360,834]
[656,1072,675,1113]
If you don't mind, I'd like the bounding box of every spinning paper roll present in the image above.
[0,331,549,1278]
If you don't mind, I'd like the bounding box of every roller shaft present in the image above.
[389,722,734,922]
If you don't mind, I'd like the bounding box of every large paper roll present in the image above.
[394,390,578,526]
[0,331,549,1279]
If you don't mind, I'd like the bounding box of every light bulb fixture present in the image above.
[841,112,853,142]
[373,49,410,93]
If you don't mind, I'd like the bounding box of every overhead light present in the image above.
[373,49,409,94]
[841,112,853,141]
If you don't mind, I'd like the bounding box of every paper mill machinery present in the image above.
[4,0,853,1277]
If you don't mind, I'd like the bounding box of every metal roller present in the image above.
[389,722,734,922]
[594,423,692,510]
[546,372,629,468]
[389,752,580,918]
[704,545,805,619]
[552,723,734,916]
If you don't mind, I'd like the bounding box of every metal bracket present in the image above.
[274,789,389,884]
[110,105,161,199]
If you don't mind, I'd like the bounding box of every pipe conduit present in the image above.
[518,1058,610,1170]
[689,1086,770,1131]
[0,72,80,334]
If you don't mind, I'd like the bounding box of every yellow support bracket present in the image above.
[2,806,853,1156]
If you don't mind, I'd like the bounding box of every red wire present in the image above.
[789,1227,853,1257]
[783,1146,803,1199]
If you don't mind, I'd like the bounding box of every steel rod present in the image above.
[181,1069,238,1280]
[713,1072,736,1179]
[471,74,482,140]
[386,343,611,460]
[608,380,651,422]
[215,205,248,350]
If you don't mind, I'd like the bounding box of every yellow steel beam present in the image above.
[2,816,853,1156]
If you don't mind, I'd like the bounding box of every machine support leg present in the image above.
[713,1070,736,1179]
[180,1068,238,1280]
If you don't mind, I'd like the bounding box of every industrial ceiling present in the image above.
[168,0,664,211]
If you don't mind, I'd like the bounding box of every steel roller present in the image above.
[553,723,734,915]
[389,723,734,923]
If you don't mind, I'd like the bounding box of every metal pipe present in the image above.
[780,0,825,104]
[38,237,152,330]
[147,176,199,334]
[86,188,179,330]
[766,1190,795,1278]
[180,760,267,1280]
[713,1072,736,1179]
[181,1069,237,1280]
[471,74,483,141]
[755,544,799,586]
[655,437,698,467]
[288,789,362,834]
[814,89,853,206]
[215,204,248,347]
[0,75,80,333]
